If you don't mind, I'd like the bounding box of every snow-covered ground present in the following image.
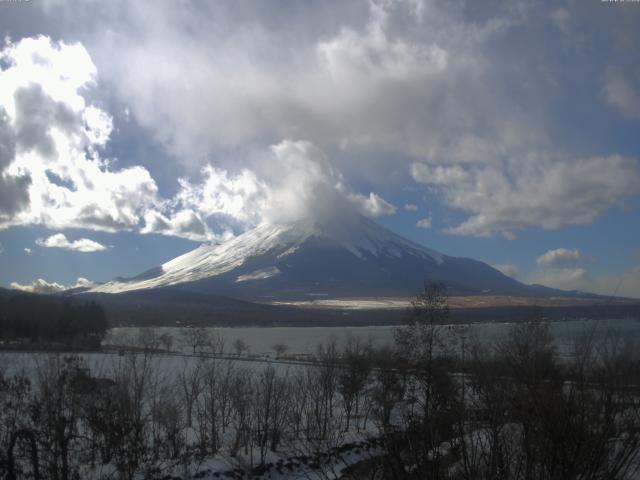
[0,351,385,480]
[3,317,640,480]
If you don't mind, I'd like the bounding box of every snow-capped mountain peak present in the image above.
[91,215,443,294]
[90,214,526,298]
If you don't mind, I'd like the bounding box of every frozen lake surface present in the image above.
[105,317,640,357]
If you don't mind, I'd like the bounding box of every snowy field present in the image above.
[0,352,379,479]
[2,318,640,479]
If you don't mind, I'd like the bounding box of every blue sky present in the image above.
[0,0,639,297]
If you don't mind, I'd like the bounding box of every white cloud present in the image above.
[262,140,341,225]
[10,278,66,294]
[491,263,519,279]
[530,249,640,299]
[604,68,640,119]
[531,265,640,299]
[416,215,432,229]
[0,36,159,233]
[141,209,209,242]
[536,248,582,268]
[404,203,418,211]
[348,192,397,218]
[142,165,270,241]
[532,248,597,294]
[411,155,640,237]
[36,233,107,252]
[531,267,590,291]
[174,166,267,226]
[24,247,31,254]
[77,0,530,168]
[72,277,97,289]
[263,140,397,224]
[316,4,448,84]
[550,8,570,34]
[9,276,96,294]
[139,139,397,240]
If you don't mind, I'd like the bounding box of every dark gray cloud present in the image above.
[0,109,15,170]
[14,83,81,157]
[0,174,31,217]
[0,107,30,216]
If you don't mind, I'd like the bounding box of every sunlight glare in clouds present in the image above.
[0,36,159,233]
[0,36,397,243]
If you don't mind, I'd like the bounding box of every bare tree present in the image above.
[80,353,156,480]
[177,358,202,429]
[233,338,249,357]
[152,383,184,460]
[206,330,226,355]
[181,327,210,354]
[0,368,32,478]
[454,311,640,480]
[158,332,173,352]
[272,343,289,358]
[229,367,254,458]
[30,355,89,480]
[338,337,372,431]
[389,282,456,479]
[136,328,161,352]
[252,365,290,464]
[370,346,405,431]
[197,358,235,455]
[309,339,341,440]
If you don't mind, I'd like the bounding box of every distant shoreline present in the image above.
[268,294,640,310]
[104,302,639,328]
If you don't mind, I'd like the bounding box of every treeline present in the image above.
[0,294,108,348]
[0,285,639,479]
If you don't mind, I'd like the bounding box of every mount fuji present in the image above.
[90,214,555,300]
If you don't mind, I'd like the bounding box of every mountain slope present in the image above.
[91,215,551,299]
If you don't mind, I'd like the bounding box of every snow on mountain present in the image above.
[92,215,443,293]
[235,266,281,283]
[90,214,528,298]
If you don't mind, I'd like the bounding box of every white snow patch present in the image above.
[235,266,281,283]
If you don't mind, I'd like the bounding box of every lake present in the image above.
[105,317,640,357]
